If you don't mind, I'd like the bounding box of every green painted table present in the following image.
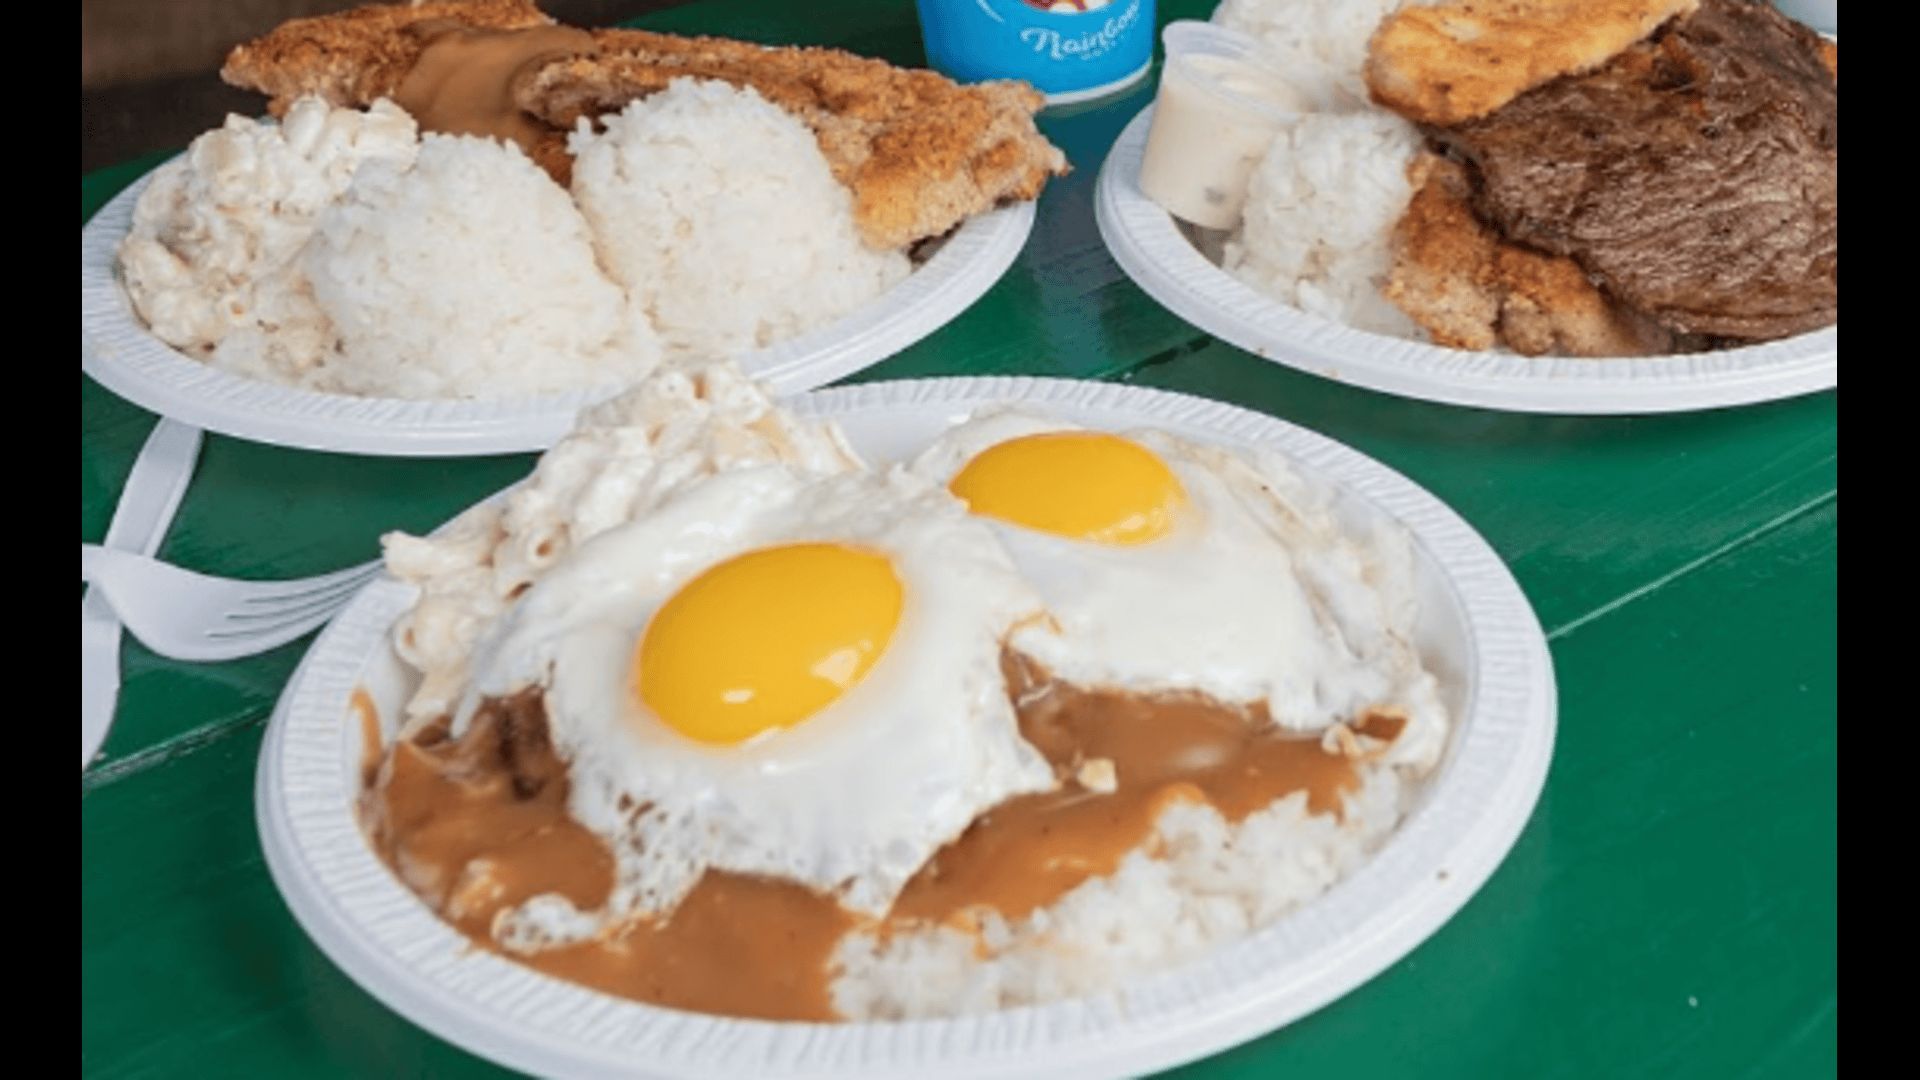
[80,1,1836,1075]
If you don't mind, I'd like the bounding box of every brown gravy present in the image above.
[361,653,1403,1020]
[362,691,851,1020]
[392,22,597,158]
[351,687,384,790]
[892,654,1402,927]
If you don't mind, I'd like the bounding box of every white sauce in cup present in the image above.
[1138,22,1304,231]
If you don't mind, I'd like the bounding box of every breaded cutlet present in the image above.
[520,29,1067,250]
[217,0,1067,251]
[1366,0,1699,125]
[221,0,555,115]
[1384,156,1676,357]
[220,1,581,180]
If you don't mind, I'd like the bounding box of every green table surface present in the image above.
[80,1,1837,1075]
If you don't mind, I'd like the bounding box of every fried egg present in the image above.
[458,463,1057,924]
[909,408,1446,764]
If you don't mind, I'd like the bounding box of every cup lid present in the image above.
[1158,20,1303,122]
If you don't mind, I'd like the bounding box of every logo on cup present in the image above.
[1017,0,1144,62]
[918,0,1156,100]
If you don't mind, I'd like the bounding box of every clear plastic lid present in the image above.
[1158,20,1305,123]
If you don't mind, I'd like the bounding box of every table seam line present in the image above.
[1105,333,1215,381]
[78,486,1838,792]
[81,706,271,796]
[81,486,1836,794]
[1545,487,1836,645]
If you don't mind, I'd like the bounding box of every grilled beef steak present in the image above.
[1435,0,1836,341]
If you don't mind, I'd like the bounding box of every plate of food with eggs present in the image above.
[256,360,1555,1078]
[1096,0,1836,414]
[81,0,1065,456]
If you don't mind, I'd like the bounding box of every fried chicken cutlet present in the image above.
[221,0,554,115]
[1366,0,1699,125]
[219,0,1067,251]
[1384,156,1678,356]
[221,0,582,179]
[519,30,1066,251]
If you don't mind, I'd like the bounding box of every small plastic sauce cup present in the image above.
[1138,21,1306,230]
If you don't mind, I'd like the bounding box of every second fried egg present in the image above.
[909,408,1446,763]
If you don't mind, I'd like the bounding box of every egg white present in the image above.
[908,408,1447,767]
[458,463,1057,926]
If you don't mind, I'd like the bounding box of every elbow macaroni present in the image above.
[381,362,864,724]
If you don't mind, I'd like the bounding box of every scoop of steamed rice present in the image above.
[1213,0,1407,110]
[567,78,911,361]
[303,133,659,399]
[1222,112,1424,337]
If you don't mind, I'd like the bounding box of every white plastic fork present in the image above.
[80,544,383,663]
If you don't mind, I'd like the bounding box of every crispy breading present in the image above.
[221,0,554,115]
[1384,156,1674,356]
[216,1,1066,250]
[1366,0,1699,125]
[519,29,1067,250]
[519,129,576,185]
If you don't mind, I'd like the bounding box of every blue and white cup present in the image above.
[915,0,1157,105]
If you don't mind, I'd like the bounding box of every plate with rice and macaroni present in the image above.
[80,0,1068,455]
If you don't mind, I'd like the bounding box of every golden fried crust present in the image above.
[221,0,554,114]
[524,129,575,187]
[1366,0,1699,125]
[520,29,1067,249]
[217,2,1065,247]
[1385,156,1674,356]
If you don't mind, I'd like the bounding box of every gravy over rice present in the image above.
[360,650,1407,1020]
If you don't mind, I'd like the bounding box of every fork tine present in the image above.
[205,608,336,645]
[209,591,359,639]
[238,561,382,606]
[83,546,385,664]
[220,574,376,626]
[219,591,360,628]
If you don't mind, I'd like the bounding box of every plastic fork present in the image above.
[80,544,383,663]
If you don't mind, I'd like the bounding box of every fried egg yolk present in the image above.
[635,543,904,745]
[948,432,1187,546]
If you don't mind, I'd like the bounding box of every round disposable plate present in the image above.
[1096,106,1837,415]
[81,165,1035,456]
[257,377,1556,1078]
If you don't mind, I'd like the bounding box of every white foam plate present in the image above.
[257,377,1556,1079]
[1096,106,1837,414]
[81,164,1035,456]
